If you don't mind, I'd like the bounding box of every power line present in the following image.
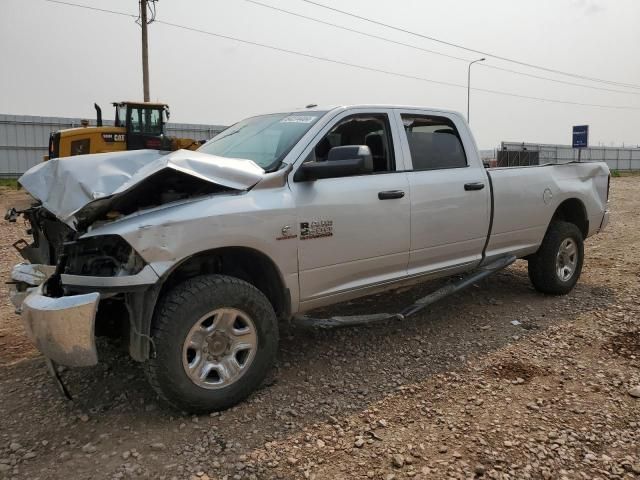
[243,1,471,64]
[245,0,640,97]
[148,0,157,23]
[42,0,639,97]
[481,64,640,96]
[136,0,158,26]
[39,0,640,111]
[44,0,136,18]
[296,0,640,91]
[154,19,640,111]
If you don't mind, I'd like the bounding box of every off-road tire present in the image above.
[145,274,278,413]
[528,221,584,295]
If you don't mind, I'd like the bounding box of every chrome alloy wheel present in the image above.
[182,308,258,389]
[555,238,578,282]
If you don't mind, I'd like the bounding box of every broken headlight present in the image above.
[64,235,145,277]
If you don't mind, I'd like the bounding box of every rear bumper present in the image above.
[21,284,100,367]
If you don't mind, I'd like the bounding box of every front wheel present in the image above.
[528,221,584,295]
[145,274,279,413]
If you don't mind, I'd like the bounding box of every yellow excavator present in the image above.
[46,101,203,159]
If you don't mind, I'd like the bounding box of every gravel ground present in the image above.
[0,177,638,480]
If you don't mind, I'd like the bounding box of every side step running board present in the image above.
[293,255,516,329]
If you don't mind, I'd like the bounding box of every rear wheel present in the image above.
[527,221,584,295]
[146,274,278,413]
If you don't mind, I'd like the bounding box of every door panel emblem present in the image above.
[276,225,297,241]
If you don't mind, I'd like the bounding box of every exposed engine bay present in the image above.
[7,169,232,280]
[6,148,267,299]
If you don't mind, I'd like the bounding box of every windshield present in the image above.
[129,107,164,135]
[198,112,325,170]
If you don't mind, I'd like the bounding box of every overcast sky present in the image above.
[1,0,639,148]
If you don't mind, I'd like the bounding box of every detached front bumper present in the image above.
[11,264,100,367]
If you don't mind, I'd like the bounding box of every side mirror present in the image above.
[294,145,373,182]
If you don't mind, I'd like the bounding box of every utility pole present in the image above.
[140,0,150,102]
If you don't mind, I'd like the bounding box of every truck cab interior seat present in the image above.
[365,134,387,172]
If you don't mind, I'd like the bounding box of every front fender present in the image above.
[81,187,299,288]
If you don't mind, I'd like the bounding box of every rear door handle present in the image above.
[464,182,485,191]
[378,190,405,200]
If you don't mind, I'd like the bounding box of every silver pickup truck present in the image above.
[7,105,610,412]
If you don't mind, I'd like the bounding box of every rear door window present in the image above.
[401,114,467,170]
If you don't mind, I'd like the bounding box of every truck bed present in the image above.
[484,161,609,261]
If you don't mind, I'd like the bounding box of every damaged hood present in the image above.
[19,149,265,229]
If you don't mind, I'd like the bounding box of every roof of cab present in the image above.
[286,104,464,118]
[112,101,169,107]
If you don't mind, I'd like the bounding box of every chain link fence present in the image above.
[497,142,640,170]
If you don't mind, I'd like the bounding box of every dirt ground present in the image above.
[0,178,638,480]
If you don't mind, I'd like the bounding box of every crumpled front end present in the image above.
[7,204,161,367]
[6,148,272,369]
[11,264,100,367]
[17,148,265,229]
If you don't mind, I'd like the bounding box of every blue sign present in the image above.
[572,125,589,148]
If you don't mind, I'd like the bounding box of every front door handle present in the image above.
[378,190,405,200]
[464,182,485,191]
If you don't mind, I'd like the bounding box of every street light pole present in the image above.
[467,57,485,123]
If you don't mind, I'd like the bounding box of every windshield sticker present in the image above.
[280,115,317,124]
